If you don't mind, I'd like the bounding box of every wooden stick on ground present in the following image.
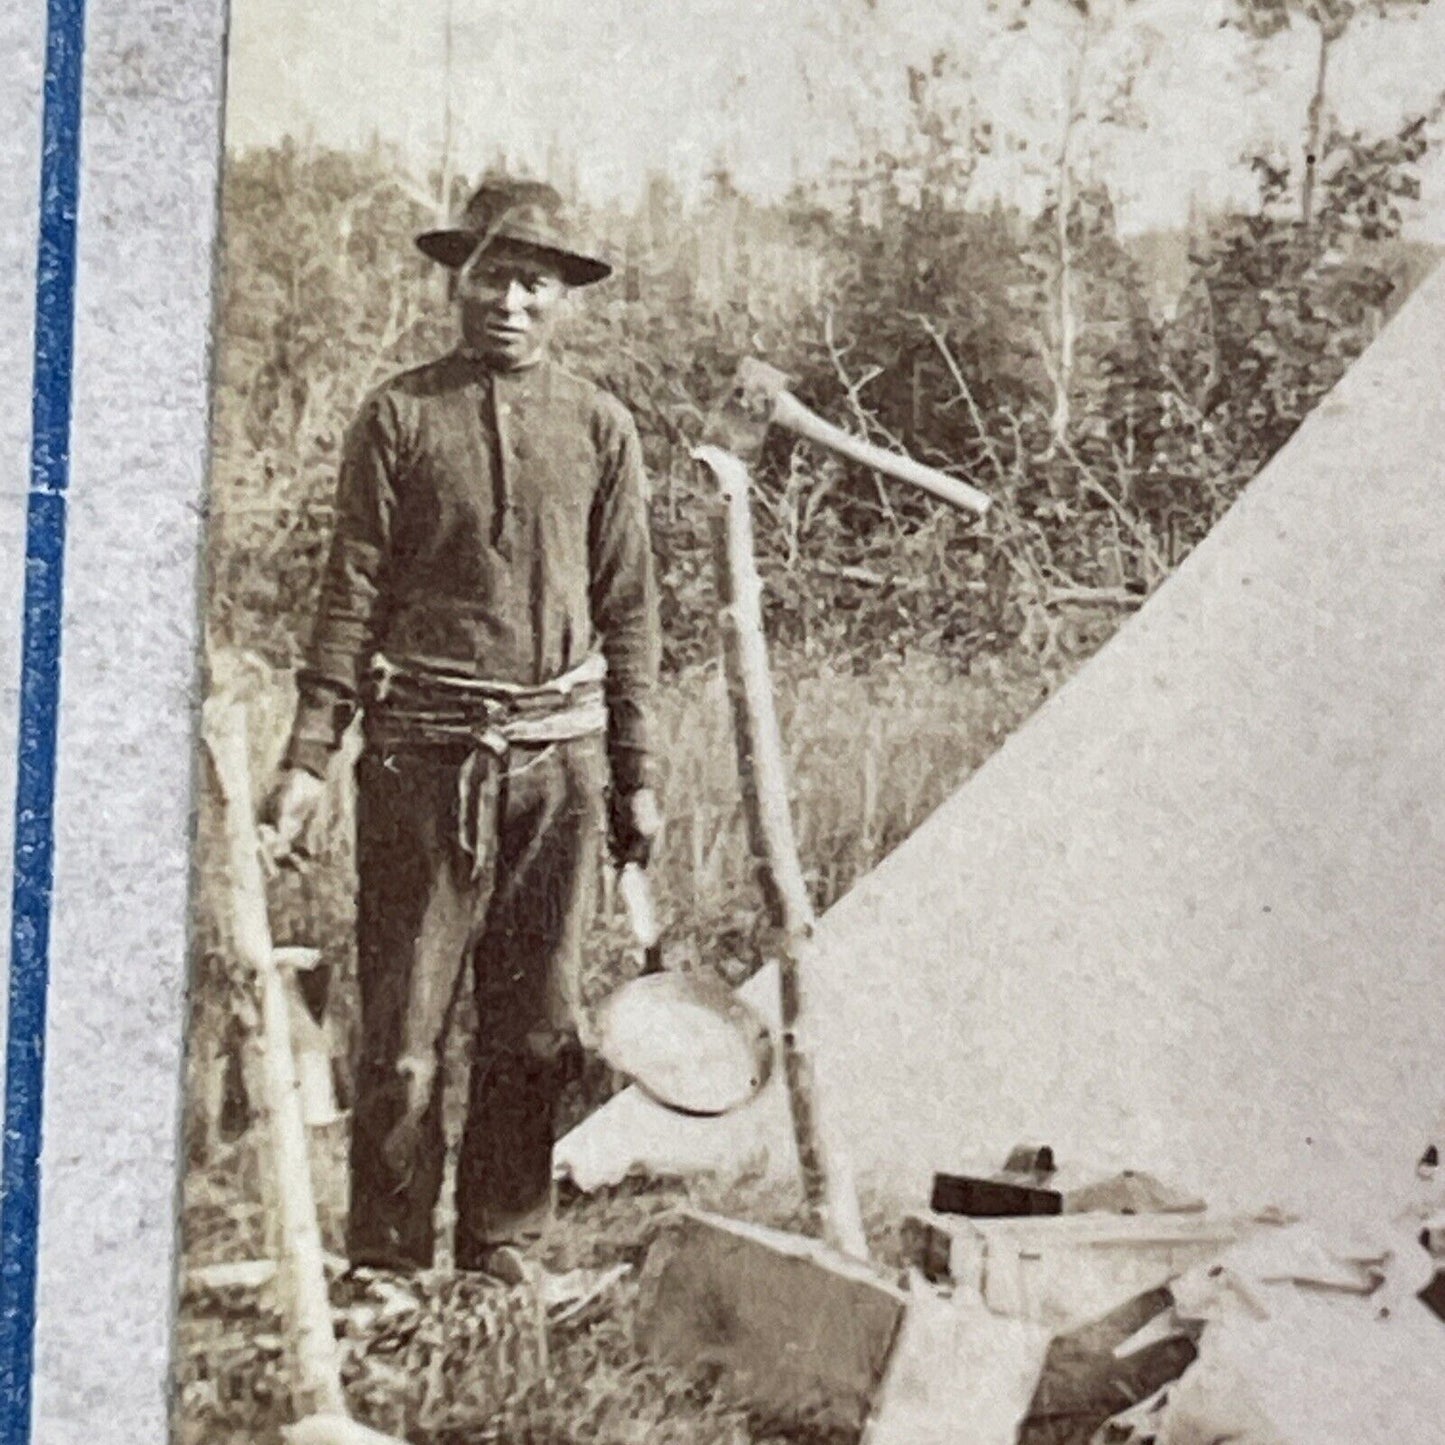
[696,444,870,1261]
[202,697,351,1424]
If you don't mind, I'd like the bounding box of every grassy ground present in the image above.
[176,643,1075,1443]
[177,1126,919,1445]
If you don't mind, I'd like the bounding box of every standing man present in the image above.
[264,176,660,1277]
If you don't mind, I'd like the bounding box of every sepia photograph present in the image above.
[172,1,1445,1440]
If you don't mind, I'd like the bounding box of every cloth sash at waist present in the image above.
[363,650,607,876]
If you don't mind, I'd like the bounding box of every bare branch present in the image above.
[823,310,904,532]
[912,313,1010,489]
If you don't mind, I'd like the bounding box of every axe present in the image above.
[706,357,991,517]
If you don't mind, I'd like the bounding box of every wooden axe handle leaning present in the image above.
[203,698,350,1423]
[772,390,991,517]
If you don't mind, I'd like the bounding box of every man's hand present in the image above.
[610,786,661,868]
[258,766,327,871]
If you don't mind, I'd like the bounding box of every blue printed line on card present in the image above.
[1,0,87,1436]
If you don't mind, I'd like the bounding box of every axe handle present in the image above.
[772,391,991,517]
[203,699,349,1421]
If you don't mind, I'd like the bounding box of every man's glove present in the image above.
[609,786,661,869]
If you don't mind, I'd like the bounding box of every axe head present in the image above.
[702,356,793,463]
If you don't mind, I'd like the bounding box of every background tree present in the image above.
[987,0,1160,446]
[1226,0,1433,226]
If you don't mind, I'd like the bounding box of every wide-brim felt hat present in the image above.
[415,176,612,286]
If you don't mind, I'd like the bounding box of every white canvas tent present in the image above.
[559,263,1445,1229]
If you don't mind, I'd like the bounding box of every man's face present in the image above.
[455,245,569,369]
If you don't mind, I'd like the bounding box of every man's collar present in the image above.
[452,346,549,377]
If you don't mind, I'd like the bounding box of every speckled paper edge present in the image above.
[1,0,228,1440]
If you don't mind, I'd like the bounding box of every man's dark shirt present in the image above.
[285,351,659,795]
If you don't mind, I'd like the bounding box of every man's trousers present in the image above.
[346,735,604,1271]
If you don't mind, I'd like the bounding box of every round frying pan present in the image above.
[594,866,774,1117]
